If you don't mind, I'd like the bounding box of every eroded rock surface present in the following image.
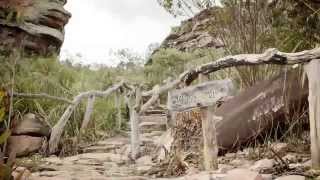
[12,113,51,137]
[7,135,44,157]
[0,0,71,55]
[159,8,224,51]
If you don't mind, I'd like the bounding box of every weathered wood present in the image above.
[131,87,142,159]
[143,48,320,97]
[49,81,125,154]
[140,85,160,114]
[80,95,96,131]
[304,59,320,169]
[125,87,142,160]
[139,48,320,116]
[167,80,234,111]
[130,108,140,160]
[200,106,218,170]
[199,73,218,170]
[115,92,122,130]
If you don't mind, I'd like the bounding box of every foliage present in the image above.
[155,0,320,88]
[0,89,14,180]
[157,0,217,17]
[145,48,227,87]
[0,53,138,143]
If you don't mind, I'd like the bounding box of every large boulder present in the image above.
[12,113,51,137]
[7,135,44,157]
[215,70,308,150]
[0,0,71,55]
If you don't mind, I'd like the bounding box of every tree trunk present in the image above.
[304,60,320,169]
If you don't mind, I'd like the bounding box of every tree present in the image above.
[109,49,145,69]
[157,0,320,87]
[157,0,218,17]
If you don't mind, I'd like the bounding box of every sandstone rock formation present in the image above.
[8,113,50,157]
[0,0,71,55]
[160,7,223,51]
[12,113,51,137]
[215,70,308,150]
[7,135,44,157]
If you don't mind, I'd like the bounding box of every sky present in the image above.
[60,0,181,66]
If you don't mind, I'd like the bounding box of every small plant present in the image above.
[0,89,14,180]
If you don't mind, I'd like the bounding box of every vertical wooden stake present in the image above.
[201,106,218,170]
[304,60,320,169]
[80,95,95,131]
[199,73,217,170]
[130,87,141,160]
[115,92,122,131]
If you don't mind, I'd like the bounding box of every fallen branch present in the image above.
[12,92,73,104]
[48,81,125,154]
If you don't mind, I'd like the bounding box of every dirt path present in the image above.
[31,112,169,180]
[25,109,313,180]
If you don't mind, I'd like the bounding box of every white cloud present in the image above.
[60,0,180,66]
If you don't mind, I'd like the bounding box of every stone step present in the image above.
[81,136,129,154]
[139,122,167,133]
[140,115,167,124]
[82,144,120,154]
[143,109,166,115]
[142,131,164,138]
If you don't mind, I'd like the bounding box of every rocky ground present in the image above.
[13,111,319,180]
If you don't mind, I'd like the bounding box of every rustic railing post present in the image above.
[199,73,218,170]
[115,91,122,131]
[130,87,141,160]
[200,106,218,170]
[304,59,320,169]
[80,95,95,131]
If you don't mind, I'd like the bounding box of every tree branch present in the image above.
[143,47,320,97]
[182,47,320,85]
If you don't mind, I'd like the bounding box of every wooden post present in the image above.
[115,92,122,131]
[200,105,218,170]
[81,95,95,131]
[130,87,141,160]
[304,60,320,169]
[199,73,218,170]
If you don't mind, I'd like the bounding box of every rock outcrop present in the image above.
[160,7,223,51]
[0,0,71,56]
[12,113,51,137]
[215,70,308,150]
[7,135,44,157]
[8,113,50,157]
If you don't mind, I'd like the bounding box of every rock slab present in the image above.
[12,113,51,137]
[7,135,43,157]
